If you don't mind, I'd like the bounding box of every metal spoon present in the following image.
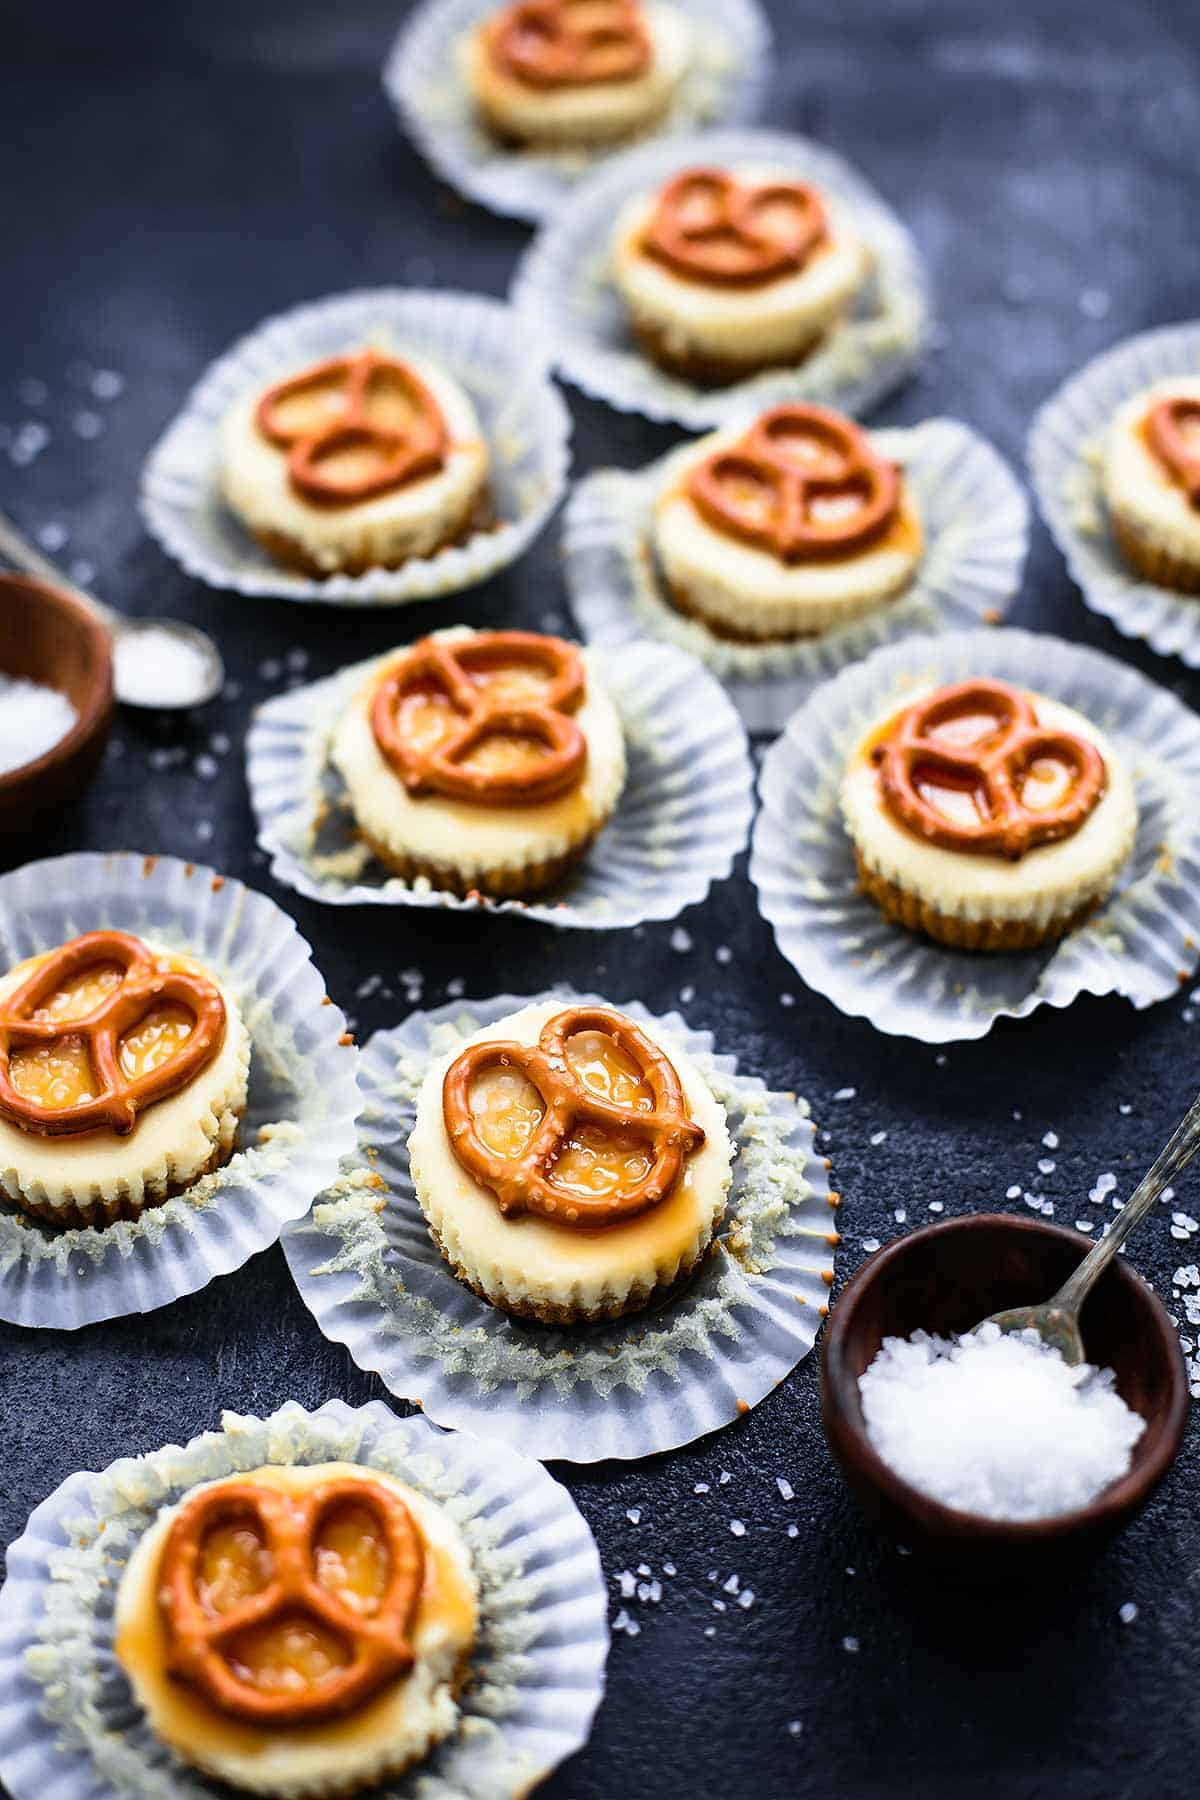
[983,1089,1200,1364]
[0,509,224,710]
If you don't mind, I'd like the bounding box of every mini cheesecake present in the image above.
[467,0,692,148]
[612,164,871,384]
[840,678,1138,951]
[1101,376,1200,593]
[220,346,490,578]
[652,402,922,640]
[114,1463,478,1799]
[0,930,250,1228]
[330,627,626,898]
[408,998,734,1323]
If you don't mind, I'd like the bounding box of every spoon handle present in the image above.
[1054,1087,1200,1316]
[0,509,119,632]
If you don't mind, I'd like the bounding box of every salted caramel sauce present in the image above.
[198,1520,273,1614]
[119,1005,197,1083]
[459,732,554,778]
[115,1465,475,1758]
[9,1036,98,1112]
[469,1065,545,1159]
[387,663,570,783]
[304,438,405,491]
[314,1502,392,1615]
[225,1614,351,1696]
[263,372,347,441]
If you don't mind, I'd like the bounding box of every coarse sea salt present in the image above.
[0,673,77,773]
[859,1323,1144,1522]
[114,627,212,708]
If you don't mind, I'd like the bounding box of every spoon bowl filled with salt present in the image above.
[0,573,115,831]
[821,1212,1187,1563]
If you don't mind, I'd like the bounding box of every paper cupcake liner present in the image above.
[0,1398,607,1800]
[246,637,754,926]
[509,128,932,430]
[383,0,772,224]
[749,627,1200,1043]
[281,991,836,1464]
[0,853,360,1329]
[140,290,571,605]
[1029,320,1200,665]
[563,417,1029,734]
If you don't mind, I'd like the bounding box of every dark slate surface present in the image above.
[4,2,1200,1796]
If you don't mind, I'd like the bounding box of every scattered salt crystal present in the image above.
[723,1574,739,1594]
[693,1482,709,1495]
[712,1599,726,1612]
[704,1625,716,1638]
[662,1562,676,1576]
[894,1208,907,1223]
[788,1720,803,1738]
[91,369,124,400]
[69,558,96,586]
[0,675,78,774]
[625,1507,641,1525]
[1118,1602,1138,1625]
[37,521,68,552]
[776,1477,794,1501]
[738,1589,755,1609]
[617,1570,636,1598]
[649,1580,662,1602]
[258,657,282,681]
[715,945,732,964]
[729,1519,745,1537]
[115,628,212,707]
[1006,1185,1022,1200]
[718,1470,732,1485]
[1043,1131,1059,1149]
[194,753,218,780]
[780,992,796,1007]
[842,1636,860,1654]
[1075,1220,1095,1234]
[834,1086,857,1101]
[935,1053,947,1067]
[859,1324,1144,1521]
[636,1582,651,1602]
[669,927,692,953]
[679,984,695,1005]
[1090,1173,1118,1205]
[445,977,465,998]
[636,1563,651,1577]
[862,1237,880,1253]
[1038,1159,1056,1176]
[928,1201,944,1213]
[612,1608,640,1637]
[1119,1102,1132,1115]
[787,1524,799,1538]
[73,409,103,439]
[870,1130,887,1146]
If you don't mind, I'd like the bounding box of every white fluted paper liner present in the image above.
[281,991,836,1464]
[246,638,753,925]
[510,128,932,430]
[563,417,1029,734]
[384,0,772,224]
[0,1398,608,1800]
[0,854,360,1329]
[1029,321,1200,665]
[140,290,571,605]
[750,628,1200,1044]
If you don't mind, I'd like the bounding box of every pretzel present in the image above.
[443,1004,705,1225]
[487,0,650,89]
[0,931,226,1138]
[159,1474,424,1727]
[874,679,1107,860]
[371,631,588,806]
[688,404,900,562]
[255,350,448,507]
[643,167,828,287]
[1145,395,1200,507]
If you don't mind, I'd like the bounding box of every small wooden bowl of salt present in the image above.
[0,573,114,832]
[821,1214,1188,1563]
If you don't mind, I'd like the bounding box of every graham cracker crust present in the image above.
[854,850,1101,952]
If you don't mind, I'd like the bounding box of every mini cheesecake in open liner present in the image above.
[749,628,1200,1043]
[0,853,360,1329]
[140,290,570,605]
[564,412,1028,732]
[1029,320,1200,667]
[510,128,931,430]
[281,991,835,1463]
[246,631,753,925]
[0,1398,607,1800]
[384,0,771,224]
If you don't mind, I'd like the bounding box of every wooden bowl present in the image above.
[821,1213,1188,1564]
[0,574,114,833]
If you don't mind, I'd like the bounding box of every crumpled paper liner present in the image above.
[140,289,571,605]
[0,853,360,1328]
[282,991,836,1464]
[0,1398,607,1800]
[384,0,772,223]
[563,416,1029,733]
[246,638,754,925]
[510,127,932,430]
[750,628,1200,1042]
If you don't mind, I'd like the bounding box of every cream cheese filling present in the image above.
[467,2,692,145]
[1101,377,1200,563]
[653,426,922,637]
[114,1463,478,1800]
[840,689,1139,927]
[330,630,627,879]
[220,352,489,573]
[612,173,871,362]
[408,998,734,1315]
[0,940,251,1214]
